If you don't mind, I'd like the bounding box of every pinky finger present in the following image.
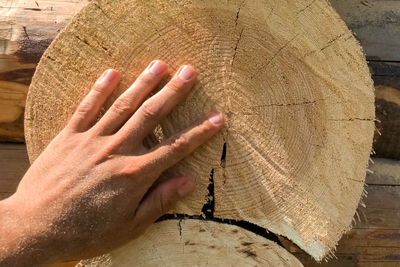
[68,69,120,132]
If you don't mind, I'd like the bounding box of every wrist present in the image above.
[0,195,55,266]
[0,197,24,265]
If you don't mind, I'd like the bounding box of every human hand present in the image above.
[0,60,224,266]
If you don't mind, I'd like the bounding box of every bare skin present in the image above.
[0,60,224,266]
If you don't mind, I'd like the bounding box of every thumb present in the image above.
[134,177,195,225]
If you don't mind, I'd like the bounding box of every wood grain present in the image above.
[1,0,400,162]
[25,0,376,260]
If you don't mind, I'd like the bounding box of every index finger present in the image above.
[143,113,224,174]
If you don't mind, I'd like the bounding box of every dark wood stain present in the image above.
[16,37,52,64]
[239,249,257,258]
[0,69,36,85]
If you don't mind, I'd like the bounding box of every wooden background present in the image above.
[0,0,399,266]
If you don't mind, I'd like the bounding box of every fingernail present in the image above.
[178,179,195,197]
[148,60,166,75]
[178,65,196,81]
[208,113,224,126]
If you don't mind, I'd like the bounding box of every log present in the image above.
[282,184,400,266]
[1,0,400,161]
[1,144,399,266]
[78,220,303,266]
[24,0,374,261]
[0,0,88,141]
[374,85,400,160]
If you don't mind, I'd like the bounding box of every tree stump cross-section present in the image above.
[25,0,375,262]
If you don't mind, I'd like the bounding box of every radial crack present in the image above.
[297,0,317,15]
[235,7,241,26]
[328,118,374,122]
[220,142,227,168]
[94,2,111,19]
[201,169,215,219]
[320,33,348,52]
[75,35,89,46]
[177,218,183,237]
[46,55,55,61]
[265,34,299,67]
[231,28,244,67]
[23,26,31,43]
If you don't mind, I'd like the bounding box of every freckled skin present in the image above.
[0,61,224,266]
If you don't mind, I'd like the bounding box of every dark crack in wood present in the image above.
[297,0,317,15]
[94,2,111,19]
[157,214,283,248]
[178,218,183,237]
[328,118,374,122]
[23,7,41,11]
[22,26,31,43]
[75,35,89,46]
[265,34,299,67]
[201,169,215,219]
[220,142,227,168]
[235,7,241,26]
[46,56,55,62]
[231,28,244,67]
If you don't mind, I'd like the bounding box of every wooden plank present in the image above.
[330,0,400,62]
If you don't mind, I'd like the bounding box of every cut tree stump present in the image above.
[1,144,399,266]
[2,0,400,160]
[78,220,303,267]
[24,0,375,261]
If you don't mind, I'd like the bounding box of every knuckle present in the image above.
[196,123,212,136]
[112,98,132,114]
[76,100,92,114]
[100,137,121,156]
[119,164,141,177]
[137,73,155,87]
[140,101,159,119]
[167,79,185,94]
[171,135,190,153]
[92,82,108,93]
[199,122,213,135]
